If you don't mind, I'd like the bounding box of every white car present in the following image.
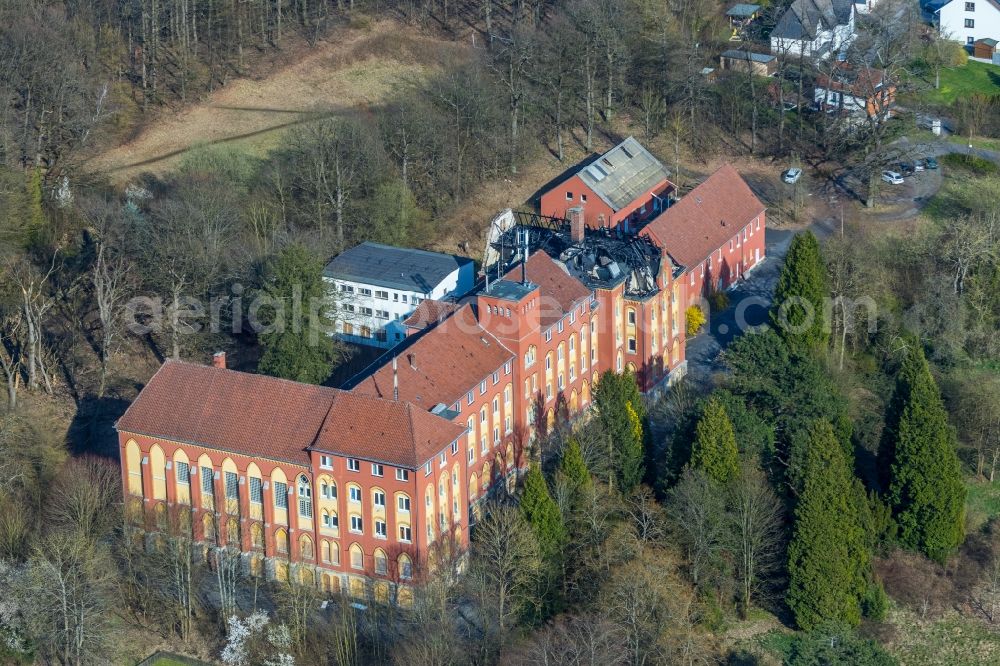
[882,170,904,185]
[782,168,802,184]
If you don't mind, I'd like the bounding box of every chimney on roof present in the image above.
[568,206,585,244]
[392,356,399,402]
[212,351,226,369]
[408,353,417,370]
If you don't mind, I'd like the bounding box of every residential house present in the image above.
[539,136,674,233]
[770,0,856,58]
[323,242,475,348]
[814,63,896,118]
[937,0,1000,49]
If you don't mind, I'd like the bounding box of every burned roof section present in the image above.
[483,212,671,300]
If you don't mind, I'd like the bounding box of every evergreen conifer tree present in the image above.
[592,370,647,492]
[690,396,741,484]
[520,465,567,562]
[888,345,966,563]
[558,437,592,496]
[787,421,870,630]
[619,401,645,493]
[771,231,828,352]
[258,244,342,384]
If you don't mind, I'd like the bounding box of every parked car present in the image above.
[897,162,916,176]
[919,157,938,170]
[882,170,904,185]
[782,167,802,184]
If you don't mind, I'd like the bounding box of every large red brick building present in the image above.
[117,143,766,603]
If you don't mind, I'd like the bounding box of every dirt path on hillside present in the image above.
[85,22,469,182]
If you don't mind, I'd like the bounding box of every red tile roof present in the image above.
[641,164,765,269]
[116,361,464,468]
[352,304,514,409]
[504,252,592,328]
[403,299,460,331]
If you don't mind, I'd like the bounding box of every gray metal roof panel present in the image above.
[721,50,776,63]
[577,137,670,212]
[323,242,473,293]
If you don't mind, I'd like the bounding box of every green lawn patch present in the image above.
[918,61,1000,106]
[947,134,1000,153]
[924,161,1000,220]
[888,607,1000,665]
[966,480,1000,532]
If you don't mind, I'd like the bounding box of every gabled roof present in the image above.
[350,305,514,409]
[503,252,592,329]
[574,137,671,212]
[116,361,464,468]
[641,164,766,270]
[403,299,461,331]
[771,0,853,41]
[323,241,473,294]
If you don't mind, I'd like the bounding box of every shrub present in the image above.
[941,152,998,176]
[709,290,730,312]
[686,305,706,337]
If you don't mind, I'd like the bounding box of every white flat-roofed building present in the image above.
[324,242,475,349]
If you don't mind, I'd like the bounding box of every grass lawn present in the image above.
[947,134,1000,152]
[887,607,1000,665]
[918,61,1000,106]
[966,479,1000,532]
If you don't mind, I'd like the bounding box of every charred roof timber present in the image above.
[483,210,673,301]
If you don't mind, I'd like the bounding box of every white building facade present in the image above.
[770,0,856,58]
[938,0,1000,46]
[323,242,475,349]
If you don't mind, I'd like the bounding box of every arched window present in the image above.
[173,449,191,505]
[525,345,537,368]
[299,534,314,560]
[482,462,491,490]
[275,528,289,555]
[322,540,332,563]
[250,523,264,549]
[297,475,312,518]
[398,553,413,580]
[226,517,240,546]
[202,514,216,542]
[469,473,478,501]
[125,440,143,497]
[322,509,339,531]
[350,543,364,570]
[331,541,341,565]
[154,503,167,530]
[149,445,167,500]
[374,548,388,575]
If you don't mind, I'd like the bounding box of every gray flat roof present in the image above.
[483,279,537,302]
[727,3,761,16]
[721,50,776,63]
[323,242,473,294]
